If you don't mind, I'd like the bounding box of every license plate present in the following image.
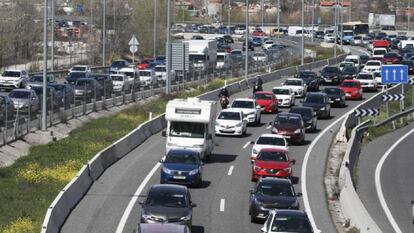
[325,79,332,82]
[173,176,186,180]
[284,135,291,139]
[387,62,392,64]
[346,93,351,97]
[329,100,334,103]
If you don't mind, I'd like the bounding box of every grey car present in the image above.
[8,89,39,114]
[27,74,56,89]
[0,95,15,122]
[139,184,196,228]
[301,92,331,119]
[135,223,190,233]
[74,78,103,99]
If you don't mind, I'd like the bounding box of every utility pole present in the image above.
[261,0,264,27]
[51,0,55,71]
[340,0,343,49]
[102,0,106,66]
[228,0,231,33]
[42,0,48,131]
[277,0,280,30]
[311,0,315,43]
[166,0,172,94]
[301,0,304,65]
[409,0,411,31]
[349,0,351,22]
[153,0,157,57]
[334,0,337,58]
[245,0,249,81]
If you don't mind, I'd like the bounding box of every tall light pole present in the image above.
[349,0,351,22]
[51,0,55,71]
[41,0,48,131]
[408,0,411,31]
[153,0,157,57]
[311,0,315,43]
[277,0,280,30]
[228,0,231,33]
[340,0,343,49]
[102,0,106,66]
[166,0,172,94]
[261,0,264,27]
[334,0,337,58]
[301,0,304,65]
[245,0,249,81]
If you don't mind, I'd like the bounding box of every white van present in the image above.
[344,55,362,70]
[139,69,157,86]
[372,48,387,59]
[164,97,217,160]
[216,52,230,69]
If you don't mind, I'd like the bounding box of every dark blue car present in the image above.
[160,149,203,187]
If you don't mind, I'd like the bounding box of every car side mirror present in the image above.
[159,159,164,163]
[249,190,254,194]
[313,112,317,117]
[251,160,254,164]
[161,131,167,137]
[297,192,303,197]
[250,141,254,144]
[191,203,197,208]
[138,200,144,205]
[291,159,296,165]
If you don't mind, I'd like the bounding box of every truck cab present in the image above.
[342,30,354,44]
[164,98,217,160]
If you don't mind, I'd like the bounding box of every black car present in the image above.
[391,39,400,50]
[139,184,196,228]
[295,71,320,92]
[249,177,301,222]
[322,87,346,107]
[65,72,89,85]
[289,106,317,132]
[320,66,342,85]
[243,41,255,51]
[135,223,190,233]
[73,78,103,99]
[340,65,358,80]
[359,54,370,65]
[49,83,75,107]
[89,73,113,97]
[223,34,234,44]
[0,95,14,122]
[402,60,414,74]
[262,209,315,233]
[302,92,331,119]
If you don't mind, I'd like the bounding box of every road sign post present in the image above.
[128,35,139,64]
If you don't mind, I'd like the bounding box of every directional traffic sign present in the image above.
[381,65,408,84]
[382,94,405,102]
[129,45,138,53]
[353,108,379,117]
[409,78,414,85]
[128,35,139,46]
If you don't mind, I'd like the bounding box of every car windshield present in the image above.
[75,80,93,86]
[284,80,302,86]
[271,216,312,232]
[31,86,52,96]
[218,111,241,120]
[341,82,359,87]
[231,100,254,109]
[290,108,312,118]
[273,89,290,95]
[343,66,357,73]
[257,151,288,162]
[72,66,86,71]
[70,72,86,78]
[112,61,126,66]
[2,71,21,77]
[170,122,205,138]
[146,190,187,208]
[384,53,398,58]
[256,137,285,146]
[275,115,301,126]
[257,183,294,197]
[189,54,206,62]
[231,50,242,55]
[29,76,44,82]
[366,61,381,66]
[50,85,66,92]
[374,49,386,55]
[254,93,273,100]
[305,95,324,103]
[324,88,341,95]
[154,66,166,72]
[343,31,353,36]
[165,152,199,164]
[111,75,124,81]
[357,74,373,80]
[139,71,152,77]
[9,91,30,99]
[323,67,338,73]
[345,58,358,64]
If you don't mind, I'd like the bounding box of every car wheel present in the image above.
[327,110,331,118]
[257,116,261,125]
[313,122,317,132]
[250,214,257,223]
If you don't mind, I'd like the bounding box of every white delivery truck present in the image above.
[164,97,217,160]
[399,40,414,50]
[288,26,303,37]
[186,40,217,71]
[216,52,230,69]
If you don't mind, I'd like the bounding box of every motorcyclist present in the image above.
[218,87,230,109]
[218,87,229,98]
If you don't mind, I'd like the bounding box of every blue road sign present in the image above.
[381,65,409,84]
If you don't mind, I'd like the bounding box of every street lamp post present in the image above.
[409,0,411,31]
[340,0,343,49]
[153,0,157,57]
[102,0,106,66]
[261,0,264,27]
[51,0,55,71]
[277,0,280,31]
[228,0,231,33]
[41,0,48,131]
[311,0,315,43]
[245,0,249,81]
[334,0,337,58]
[349,0,351,22]
[301,0,304,65]
[166,0,172,94]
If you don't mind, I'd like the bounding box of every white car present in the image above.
[373,71,383,87]
[69,65,91,74]
[324,33,335,43]
[235,26,246,35]
[215,109,247,136]
[250,134,289,161]
[355,72,377,91]
[154,65,175,83]
[344,55,362,70]
[362,60,382,73]
[110,74,133,92]
[282,78,307,97]
[252,52,268,63]
[263,40,275,50]
[139,69,157,86]
[272,87,295,107]
[0,69,29,90]
[351,36,363,46]
[372,48,387,59]
[262,209,321,233]
[229,98,262,125]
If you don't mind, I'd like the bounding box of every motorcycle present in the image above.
[253,83,263,94]
[220,95,229,109]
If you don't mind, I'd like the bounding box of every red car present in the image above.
[270,113,305,144]
[251,30,266,37]
[251,148,296,182]
[340,80,363,100]
[138,59,153,70]
[253,91,278,113]
[381,53,401,64]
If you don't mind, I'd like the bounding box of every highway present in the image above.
[60,46,379,233]
[358,123,414,233]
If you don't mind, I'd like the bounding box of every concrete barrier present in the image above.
[41,54,342,233]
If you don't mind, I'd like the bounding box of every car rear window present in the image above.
[256,137,285,146]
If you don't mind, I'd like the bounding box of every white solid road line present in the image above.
[301,89,388,231]
[115,162,161,233]
[228,165,234,176]
[220,199,225,212]
[243,141,250,149]
[375,128,414,233]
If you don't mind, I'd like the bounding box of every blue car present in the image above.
[251,37,263,47]
[110,59,129,73]
[160,149,203,187]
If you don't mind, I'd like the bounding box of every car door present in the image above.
[30,91,39,111]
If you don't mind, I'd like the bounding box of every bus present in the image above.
[339,21,369,35]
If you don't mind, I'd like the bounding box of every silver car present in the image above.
[9,89,39,113]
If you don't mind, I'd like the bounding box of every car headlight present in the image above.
[283,167,292,173]
[294,129,301,134]
[179,214,192,221]
[336,98,341,101]
[252,149,258,154]
[320,107,326,111]
[142,214,156,221]
[162,167,173,174]
[254,199,263,206]
[235,122,243,127]
[189,168,199,175]
[272,127,278,133]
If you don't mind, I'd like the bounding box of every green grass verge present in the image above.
[0,77,232,233]
[305,44,345,61]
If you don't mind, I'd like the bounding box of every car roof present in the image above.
[286,78,302,81]
[3,69,23,72]
[277,112,302,118]
[168,149,198,155]
[149,184,188,193]
[258,133,285,139]
[10,88,31,92]
[233,98,254,102]
[254,91,273,95]
[220,109,243,113]
[269,209,308,217]
[290,106,314,111]
[272,86,290,90]
[343,79,360,83]
[259,148,288,153]
[259,177,292,185]
[306,92,327,97]
[138,223,188,233]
